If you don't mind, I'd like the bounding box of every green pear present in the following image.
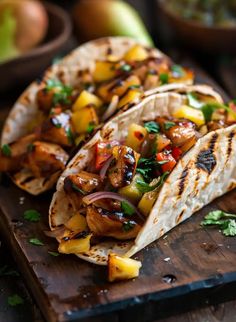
[73,0,154,47]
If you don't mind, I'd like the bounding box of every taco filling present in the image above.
[0,44,193,194]
[56,92,236,255]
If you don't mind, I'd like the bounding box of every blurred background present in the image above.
[0,0,235,96]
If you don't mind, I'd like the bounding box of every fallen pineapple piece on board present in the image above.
[108,253,142,282]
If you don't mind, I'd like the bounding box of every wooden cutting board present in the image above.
[0,67,236,322]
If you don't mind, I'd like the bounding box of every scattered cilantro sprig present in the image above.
[8,294,24,307]
[136,157,168,182]
[23,209,41,222]
[201,210,236,237]
[164,121,176,130]
[144,121,160,133]
[159,73,169,85]
[45,79,73,106]
[171,65,185,77]
[29,238,44,246]
[1,144,11,157]
[121,201,135,216]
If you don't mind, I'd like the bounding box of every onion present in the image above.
[83,192,145,222]
[99,156,114,181]
[102,95,119,122]
[44,226,65,239]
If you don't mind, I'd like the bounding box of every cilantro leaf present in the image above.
[122,221,135,232]
[45,79,73,106]
[23,209,41,222]
[171,65,185,77]
[66,127,74,144]
[48,251,60,257]
[136,157,168,182]
[164,121,176,130]
[29,238,44,246]
[8,294,24,306]
[120,64,132,72]
[87,123,95,134]
[222,220,236,236]
[121,201,135,216]
[201,210,236,237]
[136,172,169,193]
[1,144,11,157]
[144,121,160,133]
[187,92,204,109]
[159,73,169,85]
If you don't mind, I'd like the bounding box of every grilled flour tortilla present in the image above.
[49,84,236,265]
[0,37,194,195]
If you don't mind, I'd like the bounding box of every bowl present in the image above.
[0,2,72,92]
[157,0,236,54]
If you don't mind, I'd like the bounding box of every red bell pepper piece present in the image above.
[172,146,182,161]
[156,151,177,173]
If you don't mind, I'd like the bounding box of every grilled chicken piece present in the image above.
[23,141,69,178]
[108,146,139,188]
[37,88,55,112]
[37,112,74,147]
[156,117,196,146]
[86,206,141,240]
[64,171,102,209]
[0,134,37,172]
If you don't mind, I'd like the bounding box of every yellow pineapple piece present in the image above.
[108,253,142,282]
[93,61,117,82]
[71,106,99,134]
[124,44,148,62]
[118,89,142,109]
[65,213,87,232]
[172,105,205,126]
[125,123,147,152]
[59,233,92,254]
[119,174,143,204]
[72,90,103,112]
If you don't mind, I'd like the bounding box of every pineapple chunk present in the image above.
[97,75,141,103]
[93,61,117,82]
[59,233,92,254]
[124,45,148,62]
[138,179,160,216]
[125,123,147,152]
[156,133,171,152]
[108,253,142,282]
[172,105,205,127]
[71,106,99,134]
[65,213,87,232]
[119,174,143,204]
[72,90,103,112]
[118,89,142,109]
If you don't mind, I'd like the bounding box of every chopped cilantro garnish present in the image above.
[171,65,185,77]
[159,73,169,85]
[164,121,176,130]
[2,144,11,157]
[45,79,73,106]
[144,121,160,133]
[120,64,132,72]
[23,209,41,222]
[121,201,135,216]
[136,172,169,193]
[8,294,24,306]
[187,92,204,109]
[29,238,44,246]
[66,127,74,144]
[87,123,95,134]
[122,221,135,232]
[136,157,167,182]
[201,210,236,237]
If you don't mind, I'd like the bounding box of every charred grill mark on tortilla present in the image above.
[196,133,218,174]
[103,128,114,140]
[178,166,189,196]
[226,131,235,162]
[176,210,185,224]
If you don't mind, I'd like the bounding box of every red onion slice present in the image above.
[102,95,119,122]
[44,226,65,239]
[83,192,145,222]
[99,156,114,181]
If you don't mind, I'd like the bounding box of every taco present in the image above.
[0,37,194,195]
[49,84,236,273]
